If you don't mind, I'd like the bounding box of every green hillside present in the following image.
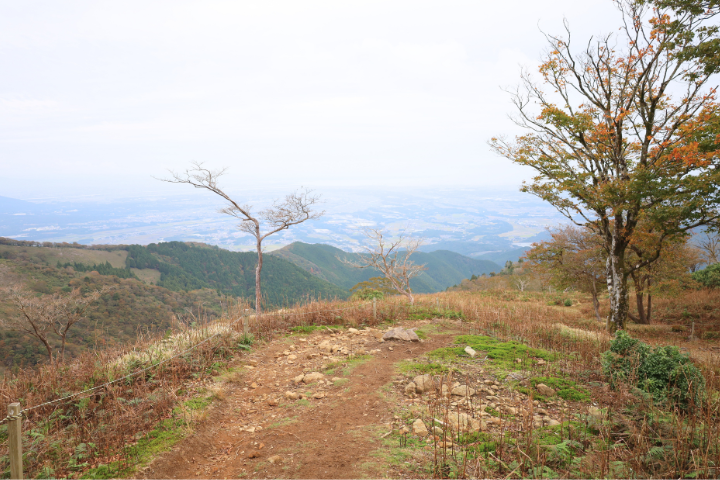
[125,241,348,304]
[269,242,501,293]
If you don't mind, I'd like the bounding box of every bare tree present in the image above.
[53,288,104,361]
[3,287,104,362]
[697,231,720,265]
[343,229,426,305]
[160,162,324,314]
[512,276,530,292]
[4,287,57,359]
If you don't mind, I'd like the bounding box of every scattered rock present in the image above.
[268,455,281,464]
[287,354,297,361]
[546,418,561,427]
[267,398,279,406]
[515,358,522,364]
[284,391,299,400]
[247,450,260,458]
[382,328,420,342]
[313,392,326,399]
[447,412,485,432]
[536,384,556,396]
[451,385,476,397]
[303,372,324,383]
[537,359,546,366]
[405,382,417,395]
[250,382,258,389]
[412,418,428,436]
[464,346,477,358]
[413,374,434,394]
[348,328,359,334]
[331,377,343,382]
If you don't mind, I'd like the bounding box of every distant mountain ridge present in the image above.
[269,242,501,293]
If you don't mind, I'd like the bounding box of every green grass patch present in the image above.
[530,377,590,402]
[322,354,372,376]
[183,395,213,411]
[333,378,349,387]
[408,306,465,321]
[453,335,555,369]
[485,406,500,417]
[397,360,449,376]
[290,324,344,334]
[81,418,187,479]
[268,416,298,429]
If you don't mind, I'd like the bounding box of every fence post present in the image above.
[373,298,377,322]
[8,403,22,480]
[243,310,249,336]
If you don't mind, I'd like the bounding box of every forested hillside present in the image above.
[0,239,348,367]
[269,242,501,293]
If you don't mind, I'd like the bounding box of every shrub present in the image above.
[691,263,720,288]
[601,330,705,410]
[564,299,572,307]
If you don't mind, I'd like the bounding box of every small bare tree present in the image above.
[3,287,104,362]
[161,162,323,314]
[697,231,720,265]
[53,288,104,361]
[343,229,426,305]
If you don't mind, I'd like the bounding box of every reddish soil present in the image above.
[141,327,452,479]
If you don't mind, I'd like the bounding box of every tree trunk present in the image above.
[606,249,630,332]
[646,278,652,323]
[635,289,648,324]
[255,231,263,315]
[591,292,602,322]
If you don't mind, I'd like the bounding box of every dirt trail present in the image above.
[142,324,452,479]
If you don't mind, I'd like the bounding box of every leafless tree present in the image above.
[343,229,426,305]
[697,231,720,265]
[3,287,104,362]
[512,276,530,292]
[53,288,104,361]
[160,162,324,314]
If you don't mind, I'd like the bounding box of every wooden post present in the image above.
[373,298,377,322]
[243,310,249,336]
[8,403,22,480]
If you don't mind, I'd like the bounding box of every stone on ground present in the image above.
[404,382,417,395]
[412,418,428,436]
[451,385,476,397]
[303,372,324,383]
[382,328,420,342]
[413,374,434,394]
[464,346,477,357]
[447,412,485,432]
[536,383,556,396]
[284,391,299,400]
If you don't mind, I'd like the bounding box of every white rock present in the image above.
[348,328,359,334]
[464,346,477,358]
[284,391,299,400]
[287,354,297,361]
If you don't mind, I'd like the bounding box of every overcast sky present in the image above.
[0,0,623,200]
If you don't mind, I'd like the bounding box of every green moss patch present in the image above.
[290,324,343,334]
[528,377,590,402]
[397,360,449,376]
[322,354,372,376]
[425,335,555,370]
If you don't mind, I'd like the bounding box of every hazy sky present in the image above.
[0,1,622,200]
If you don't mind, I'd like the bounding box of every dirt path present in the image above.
[142,324,453,479]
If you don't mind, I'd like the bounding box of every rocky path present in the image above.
[142,324,451,479]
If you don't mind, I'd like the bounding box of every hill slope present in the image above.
[125,242,348,304]
[269,242,501,293]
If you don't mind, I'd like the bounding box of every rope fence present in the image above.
[0,299,375,478]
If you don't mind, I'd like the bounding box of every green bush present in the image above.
[601,331,705,410]
[563,299,572,307]
[692,263,720,288]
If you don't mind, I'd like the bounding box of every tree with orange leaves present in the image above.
[490,0,720,331]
